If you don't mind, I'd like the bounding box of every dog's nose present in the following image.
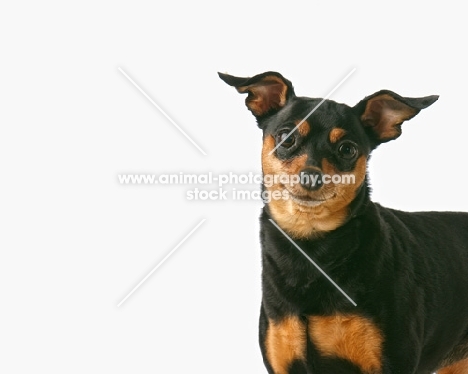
[299,169,323,191]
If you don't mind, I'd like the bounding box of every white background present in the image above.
[1,1,467,373]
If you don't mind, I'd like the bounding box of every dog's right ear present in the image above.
[218,71,295,120]
[354,90,438,146]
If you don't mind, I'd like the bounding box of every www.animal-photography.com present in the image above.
[2,2,468,374]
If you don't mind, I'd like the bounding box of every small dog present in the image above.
[219,71,468,374]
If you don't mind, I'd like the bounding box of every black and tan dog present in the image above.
[219,71,468,374]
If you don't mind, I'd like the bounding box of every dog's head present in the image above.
[219,71,438,239]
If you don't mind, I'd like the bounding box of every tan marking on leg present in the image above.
[439,359,468,374]
[309,315,383,373]
[329,128,346,143]
[266,316,307,374]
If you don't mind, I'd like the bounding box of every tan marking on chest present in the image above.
[309,315,383,373]
[439,358,468,374]
[266,316,307,374]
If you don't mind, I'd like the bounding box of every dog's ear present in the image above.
[218,71,295,120]
[354,90,438,144]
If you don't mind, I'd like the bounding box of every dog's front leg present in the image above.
[259,304,308,374]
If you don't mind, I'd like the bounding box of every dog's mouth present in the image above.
[286,189,336,207]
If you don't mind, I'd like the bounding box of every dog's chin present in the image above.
[289,194,327,207]
[287,190,336,208]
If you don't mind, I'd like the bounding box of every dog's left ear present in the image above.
[354,90,439,144]
[218,71,295,120]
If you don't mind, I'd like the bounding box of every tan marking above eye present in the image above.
[266,316,306,374]
[297,120,311,136]
[329,128,346,143]
[309,314,383,373]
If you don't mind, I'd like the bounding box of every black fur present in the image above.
[220,71,468,373]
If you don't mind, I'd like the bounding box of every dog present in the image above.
[219,71,468,374]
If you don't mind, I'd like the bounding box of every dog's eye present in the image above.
[276,131,296,148]
[338,142,358,159]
